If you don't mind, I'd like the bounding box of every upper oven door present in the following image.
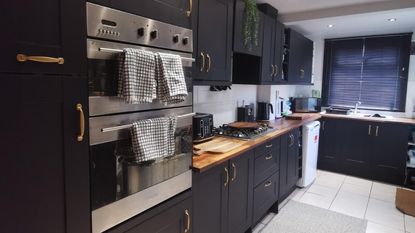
[87,39,193,116]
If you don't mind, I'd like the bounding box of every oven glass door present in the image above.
[89,107,193,211]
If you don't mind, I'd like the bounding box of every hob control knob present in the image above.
[182,37,189,45]
[173,34,179,43]
[150,30,158,39]
[137,27,145,37]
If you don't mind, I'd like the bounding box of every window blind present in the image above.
[323,34,411,111]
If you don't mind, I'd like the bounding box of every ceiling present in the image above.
[256,0,415,40]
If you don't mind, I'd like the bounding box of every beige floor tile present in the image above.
[330,191,369,218]
[366,221,405,233]
[307,183,339,198]
[405,214,415,233]
[298,192,334,209]
[252,223,265,233]
[365,198,405,230]
[261,213,276,225]
[340,182,372,197]
[344,176,373,188]
[370,182,397,202]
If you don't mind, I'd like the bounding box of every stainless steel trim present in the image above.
[98,47,195,62]
[92,170,192,233]
[101,112,195,132]
[89,95,193,117]
[90,106,192,145]
[87,39,193,67]
[87,2,193,53]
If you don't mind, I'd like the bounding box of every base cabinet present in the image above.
[279,128,300,201]
[193,150,253,233]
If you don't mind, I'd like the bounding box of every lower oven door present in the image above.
[89,106,193,233]
[87,39,193,117]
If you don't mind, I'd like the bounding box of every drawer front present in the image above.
[254,138,280,186]
[254,137,280,158]
[253,172,279,224]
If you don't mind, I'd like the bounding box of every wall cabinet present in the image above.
[1,0,86,75]
[88,0,193,29]
[0,75,90,233]
[279,128,300,201]
[193,150,253,233]
[283,29,313,84]
[193,0,234,85]
[318,117,409,185]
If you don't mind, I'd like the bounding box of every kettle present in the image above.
[257,102,274,121]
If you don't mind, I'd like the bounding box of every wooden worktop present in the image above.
[320,112,415,125]
[192,113,321,173]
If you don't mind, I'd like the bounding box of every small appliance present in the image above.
[193,113,214,142]
[292,97,321,113]
[257,102,274,121]
[237,104,255,122]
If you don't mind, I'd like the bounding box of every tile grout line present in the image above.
[328,175,346,209]
[363,181,373,220]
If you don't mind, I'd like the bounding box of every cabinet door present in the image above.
[286,129,300,189]
[287,29,312,84]
[111,0,193,29]
[194,0,233,84]
[279,133,288,199]
[341,120,372,179]
[193,163,228,233]
[318,118,342,172]
[259,14,275,84]
[1,0,86,75]
[298,36,313,84]
[272,21,285,82]
[228,151,254,233]
[371,123,409,185]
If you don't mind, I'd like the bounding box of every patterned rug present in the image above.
[261,201,367,233]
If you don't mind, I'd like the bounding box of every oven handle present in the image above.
[101,112,196,133]
[98,47,195,62]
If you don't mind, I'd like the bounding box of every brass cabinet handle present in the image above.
[368,125,372,135]
[224,167,229,187]
[17,54,64,64]
[264,181,272,187]
[289,134,294,147]
[322,121,325,131]
[184,209,191,233]
[186,0,193,17]
[300,69,305,78]
[271,65,275,76]
[200,52,205,72]
[265,154,273,160]
[266,144,273,148]
[206,54,211,72]
[76,104,85,142]
[375,126,379,137]
[274,65,278,77]
[231,163,236,181]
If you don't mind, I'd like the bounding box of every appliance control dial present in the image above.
[182,37,189,45]
[173,34,180,43]
[137,27,145,37]
[150,30,158,39]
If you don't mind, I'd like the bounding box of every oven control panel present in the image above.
[86,2,193,53]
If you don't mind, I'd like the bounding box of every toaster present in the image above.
[193,113,214,142]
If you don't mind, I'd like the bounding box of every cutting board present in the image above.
[285,113,314,120]
[194,138,243,154]
[228,122,259,129]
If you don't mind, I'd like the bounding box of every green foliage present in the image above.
[243,0,259,51]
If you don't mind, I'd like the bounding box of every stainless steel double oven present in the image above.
[86,3,194,232]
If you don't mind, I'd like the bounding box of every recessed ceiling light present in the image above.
[388,18,397,22]
[327,24,334,28]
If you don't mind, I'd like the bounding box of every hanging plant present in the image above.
[243,0,259,51]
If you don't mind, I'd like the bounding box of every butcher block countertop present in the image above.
[192,113,322,173]
[320,112,415,125]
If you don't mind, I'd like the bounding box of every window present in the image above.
[322,34,412,111]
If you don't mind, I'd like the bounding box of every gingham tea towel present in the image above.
[130,116,177,162]
[118,48,157,104]
[155,52,188,104]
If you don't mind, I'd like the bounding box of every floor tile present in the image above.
[290,189,306,201]
[261,213,276,225]
[366,221,405,233]
[406,215,415,233]
[344,176,373,188]
[340,182,372,197]
[252,223,265,233]
[314,172,345,189]
[307,183,339,198]
[370,182,397,202]
[298,192,334,209]
[330,191,369,218]
[365,198,405,231]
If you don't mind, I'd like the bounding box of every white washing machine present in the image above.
[297,121,320,187]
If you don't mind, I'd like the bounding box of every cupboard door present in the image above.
[193,163,228,233]
[371,123,409,185]
[259,14,275,84]
[286,29,313,84]
[228,151,254,233]
[272,21,285,82]
[286,129,300,189]
[195,0,233,84]
[279,133,288,199]
[318,118,342,172]
[1,0,86,75]
[111,0,193,29]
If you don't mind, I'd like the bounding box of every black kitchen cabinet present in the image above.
[89,0,194,29]
[106,191,193,233]
[284,28,313,84]
[0,75,90,233]
[318,117,410,185]
[193,150,253,233]
[279,129,300,201]
[193,0,234,85]
[1,0,86,75]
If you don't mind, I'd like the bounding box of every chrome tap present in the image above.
[354,101,362,114]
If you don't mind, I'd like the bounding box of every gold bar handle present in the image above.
[300,69,305,78]
[17,54,64,64]
[264,181,272,187]
[224,167,229,187]
[231,163,236,181]
[184,209,190,233]
[200,52,205,72]
[266,144,273,148]
[186,0,193,17]
[271,65,275,76]
[368,125,371,135]
[375,126,379,137]
[76,104,85,142]
[274,65,278,77]
[206,54,211,72]
[265,154,273,160]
